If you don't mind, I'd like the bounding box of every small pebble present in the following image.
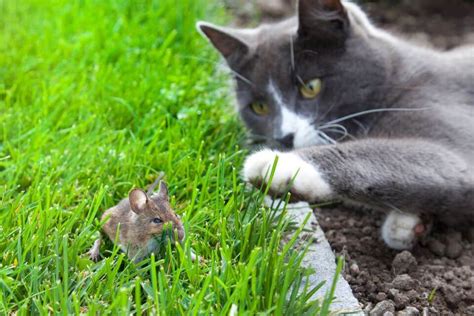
[369,300,395,316]
[366,281,377,293]
[427,239,446,257]
[362,226,372,234]
[364,302,374,314]
[376,292,387,302]
[357,271,369,285]
[447,231,463,242]
[392,274,416,291]
[392,251,417,275]
[443,271,455,281]
[406,289,418,301]
[350,262,360,276]
[429,307,439,315]
[445,238,463,259]
[440,283,463,305]
[398,306,420,316]
[422,307,429,316]
[464,305,474,315]
[388,288,400,299]
[459,254,473,267]
[394,293,410,309]
[432,259,444,265]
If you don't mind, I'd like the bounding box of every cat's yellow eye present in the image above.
[250,102,270,116]
[300,78,322,99]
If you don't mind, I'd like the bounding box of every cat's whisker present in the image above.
[214,63,254,87]
[319,107,429,128]
[319,123,348,133]
[319,123,349,141]
[319,123,349,139]
[320,124,357,141]
[318,102,338,122]
[290,34,295,72]
[295,75,306,87]
[320,129,348,141]
[353,119,370,135]
[315,130,337,145]
[229,69,254,86]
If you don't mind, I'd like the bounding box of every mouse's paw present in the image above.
[382,211,427,250]
[88,239,101,262]
[242,149,333,202]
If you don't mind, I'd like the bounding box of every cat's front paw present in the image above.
[242,149,333,202]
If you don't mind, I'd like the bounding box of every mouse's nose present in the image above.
[175,226,185,241]
[276,133,294,149]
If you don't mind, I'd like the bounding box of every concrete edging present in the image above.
[271,199,364,315]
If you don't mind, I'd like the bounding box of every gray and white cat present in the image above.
[198,0,474,250]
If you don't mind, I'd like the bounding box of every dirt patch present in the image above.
[362,0,474,50]
[227,0,474,49]
[315,207,474,315]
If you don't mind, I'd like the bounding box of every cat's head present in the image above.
[198,0,388,149]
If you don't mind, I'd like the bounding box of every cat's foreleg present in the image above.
[243,139,472,249]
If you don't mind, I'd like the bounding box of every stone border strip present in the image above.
[284,201,364,315]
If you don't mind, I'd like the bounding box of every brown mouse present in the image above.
[88,176,185,262]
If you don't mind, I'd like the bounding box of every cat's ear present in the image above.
[196,21,251,63]
[297,0,348,43]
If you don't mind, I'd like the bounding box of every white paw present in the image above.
[381,211,424,250]
[242,149,333,201]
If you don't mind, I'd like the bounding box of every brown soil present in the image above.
[227,0,474,49]
[362,0,474,50]
[316,207,474,315]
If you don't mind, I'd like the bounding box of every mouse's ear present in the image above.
[157,181,169,202]
[129,189,148,214]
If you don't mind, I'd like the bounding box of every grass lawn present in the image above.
[0,0,336,314]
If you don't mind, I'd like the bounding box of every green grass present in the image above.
[0,0,336,314]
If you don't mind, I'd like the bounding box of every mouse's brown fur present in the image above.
[88,180,184,262]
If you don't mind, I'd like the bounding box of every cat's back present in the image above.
[398,43,474,106]
[440,45,474,94]
[444,45,474,64]
[375,41,474,161]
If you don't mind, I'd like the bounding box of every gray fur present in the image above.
[198,0,474,227]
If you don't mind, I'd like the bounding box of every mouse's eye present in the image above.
[152,218,162,224]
